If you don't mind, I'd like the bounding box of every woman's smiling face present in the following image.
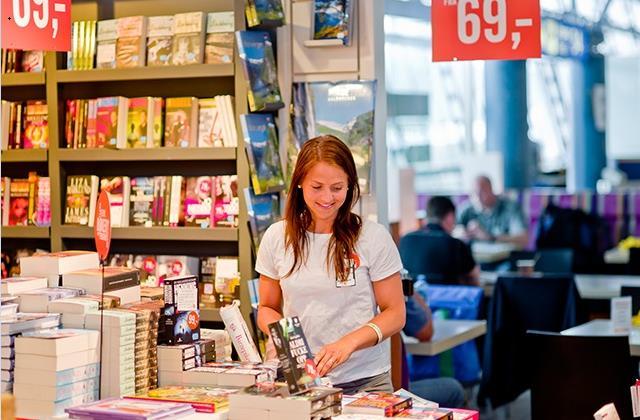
[301,161,349,225]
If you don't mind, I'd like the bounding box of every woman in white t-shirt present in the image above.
[256,135,406,394]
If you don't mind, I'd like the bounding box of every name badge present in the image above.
[336,259,357,288]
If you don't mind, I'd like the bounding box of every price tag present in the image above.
[432,0,541,62]
[2,0,71,52]
[93,191,111,262]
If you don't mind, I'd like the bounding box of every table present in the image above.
[403,319,487,356]
[471,242,515,264]
[561,319,640,356]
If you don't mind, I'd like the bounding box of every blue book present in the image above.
[240,114,285,195]
[236,31,284,112]
[313,0,354,45]
[247,0,286,27]
[244,188,281,253]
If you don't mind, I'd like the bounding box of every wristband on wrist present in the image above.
[366,322,383,345]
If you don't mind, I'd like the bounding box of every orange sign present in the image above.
[93,191,111,261]
[2,0,71,51]
[432,0,541,62]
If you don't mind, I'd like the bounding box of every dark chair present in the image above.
[478,275,578,409]
[629,248,640,275]
[508,250,536,272]
[535,248,574,273]
[527,331,634,420]
[621,286,640,315]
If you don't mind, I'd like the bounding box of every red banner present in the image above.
[2,0,71,52]
[94,191,112,262]
[432,0,541,62]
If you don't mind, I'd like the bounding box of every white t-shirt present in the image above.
[255,219,403,385]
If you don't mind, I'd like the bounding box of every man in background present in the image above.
[458,175,528,249]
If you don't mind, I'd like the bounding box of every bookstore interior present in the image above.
[1,0,640,419]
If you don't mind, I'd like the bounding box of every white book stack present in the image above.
[85,310,136,398]
[17,286,85,313]
[200,328,233,362]
[13,329,100,419]
[0,276,48,296]
[1,312,61,393]
[180,361,277,388]
[20,250,100,287]
[157,339,216,387]
[48,297,100,329]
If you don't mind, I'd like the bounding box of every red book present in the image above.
[343,392,413,417]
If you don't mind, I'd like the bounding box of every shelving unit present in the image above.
[2,0,254,330]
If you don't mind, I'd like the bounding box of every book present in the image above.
[205,12,234,64]
[164,97,198,147]
[16,329,99,356]
[0,303,18,319]
[184,176,213,228]
[129,177,155,227]
[1,312,60,335]
[236,31,283,112]
[20,251,100,287]
[150,97,164,147]
[18,287,85,313]
[0,276,48,295]
[16,389,99,419]
[100,176,131,227]
[313,0,354,45]
[162,275,200,345]
[230,384,342,416]
[62,266,140,295]
[116,16,147,68]
[66,397,195,419]
[268,316,321,394]
[172,12,206,65]
[219,302,261,363]
[35,176,51,226]
[13,376,99,403]
[197,98,224,147]
[8,178,29,226]
[49,297,99,314]
[343,392,413,416]
[212,175,239,227]
[96,19,118,69]
[20,50,44,72]
[246,0,285,27]
[127,97,154,148]
[147,16,174,66]
[168,175,184,227]
[126,386,238,413]
[394,407,455,419]
[64,175,99,226]
[241,113,285,194]
[96,96,129,149]
[244,188,281,252]
[22,100,48,149]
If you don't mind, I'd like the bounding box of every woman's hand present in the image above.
[314,336,356,377]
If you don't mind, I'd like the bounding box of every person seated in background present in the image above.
[399,196,479,286]
[403,291,466,408]
[457,175,528,249]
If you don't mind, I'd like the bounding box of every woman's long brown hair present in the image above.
[284,135,362,281]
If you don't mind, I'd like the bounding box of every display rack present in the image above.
[1,0,253,326]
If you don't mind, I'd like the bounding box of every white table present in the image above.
[472,242,515,264]
[561,319,640,356]
[403,319,487,356]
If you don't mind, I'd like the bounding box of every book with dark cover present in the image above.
[244,188,280,253]
[246,0,285,27]
[240,114,285,195]
[129,177,154,227]
[163,275,200,345]
[268,316,321,394]
[236,31,283,112]
[62,267,140,294]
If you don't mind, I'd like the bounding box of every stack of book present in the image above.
[13,329,100,418]
[85,310,136,397]
[62,266,141,305]
[1,173,51,227]
[17,286,85,313]
[0,275,48,296]
[229,383,343,420]
[162,275,200,345]
[200,328,233,362]
[128,385,239,413]
[157,340,216,387]
[48,296,101,329]
[68,20,98,70]
[1,100,49,150]
[108,254,201,288]
[181,361,277,388]
[1,49,44,73]
[66,397,195,419]
[19,250,100,287]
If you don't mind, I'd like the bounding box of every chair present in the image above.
[535,248,573,273]
[621,286,640,315]
[527,331,634,419]
[478,274,578,409]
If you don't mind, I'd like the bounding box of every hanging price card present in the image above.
[2,0,71,51]
[432,0,541,62]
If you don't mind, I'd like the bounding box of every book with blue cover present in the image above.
[244,188,281,253]
[313,0,354,45]
[236,31,283,112]
[240,114,285,195]
[246,0,286,27]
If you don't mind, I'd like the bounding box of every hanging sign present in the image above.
[94,191,112,262]
[432,0,541,62]
[2,0,71,51]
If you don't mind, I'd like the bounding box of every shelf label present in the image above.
[2,0,71,51]
[432,0,541,62]
[94,191,111,262]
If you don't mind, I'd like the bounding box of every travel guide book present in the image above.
[240,113,285,195]
[246,0,286,27]
[313,0,355,46]
[244,188,280,253]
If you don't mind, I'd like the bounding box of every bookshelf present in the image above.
[2,0,253,327]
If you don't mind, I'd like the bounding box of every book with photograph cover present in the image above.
[244,188,280,253]
[64,175,98,226]
[96,96,128,149]
[197,99,224,147]
[205,12,234,65]
[236,31,283,112]
[343,392,413,417]
[129,177,154,227]
[22,101,48,149]
[20,51,44,72]
[313,0,354,45]
[66,398,194,419]
[240,114,285,195]
[116,16,147,68]
[184,176,213,228]
[212,176,239,228]
[246,0,285,27]
[127,97,152,149]
[147,16,173,67]
[164,97,198,148]
[172,12,206,66]
[8,178,29,226]
[301,80,376,194]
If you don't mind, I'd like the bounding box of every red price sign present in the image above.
[432,0,541,62]
[94,191,112,262]
[2,0,71,51]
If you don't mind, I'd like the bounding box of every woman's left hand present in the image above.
[314,337,356,377]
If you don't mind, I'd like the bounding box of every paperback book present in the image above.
[96,19,118,69]
[100,176,130,227]
[164,97,198,148]
[126,386,238,413]
[205,12,235,64]
[244,188,280,253]
[163,275,200,345]
[246,0,285,27]
[116,16,148,68]
[343,392,413,417]
[147,16,174,66]
[66,397,194,419]
[197,99,224,147]
[212,175,239,228]
[184,176,213,228]
[129,177,155,227]
[240,113,285,195]
[64,175,99,226]
[22,100,48,149]
[172,12,206,65]
[313,0,355,45]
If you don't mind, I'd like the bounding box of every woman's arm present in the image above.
[315,272,406,376]
[257,274,284,336]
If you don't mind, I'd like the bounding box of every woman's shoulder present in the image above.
[359,219,390,240]
[264,220,286,237]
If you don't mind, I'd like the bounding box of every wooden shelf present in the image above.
[60,226,238,241]
[200,308,222,322]
[2,226,50,238]
[1,149,48,162]
[56,64,234,83]
[57,148,236,162]
[1,72,46,87]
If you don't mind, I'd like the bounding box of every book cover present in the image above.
[304,80,376,194]
[164,97,198,148]
[100,176,130,227]
[62,266,140,296]
[236,31,283,112]
[116,16,147,68]
[64,175,98,226]
[394,407,454,419]
[150,98,164,147]
[313,0,352,45]
[22,100,48,149]
[212,175,239,228]
[85,100,98,148]
[20,50,44,72]
[152,176,167,226]
[96,96,128,149]
[268,316,321,394]
[147,16,174,66]
[246,0,285,27]
[168,176,185,227]
[172,12,205,65]
[66,397,194,419]
[126,386,237,413]
[184,176,213,228]
[156,256,198,287]
[1,312,60,335]
[163,275,200,345]
[205,12,234,64]
[244,188,280,253]
[344,392,413,416]
[35,176,50,227]
[96,19,118,69]
[129,177,154,227]
[127,97,152,148]
[199,257,218,308]
[8,178,29,226]
[26,171,38,226]
[197,98,224,147]
[240,113,285,194]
